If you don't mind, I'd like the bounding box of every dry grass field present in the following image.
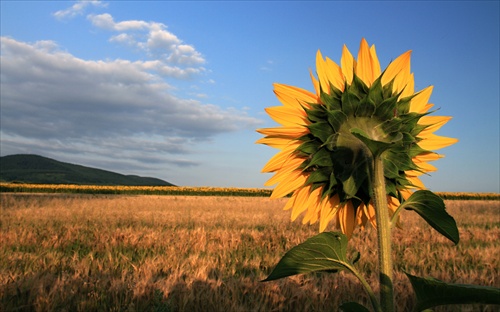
[1,193,499,311]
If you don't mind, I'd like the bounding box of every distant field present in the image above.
[1,193,499,311]
[1,182,499,200]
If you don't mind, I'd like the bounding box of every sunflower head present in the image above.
[257,39,457,237]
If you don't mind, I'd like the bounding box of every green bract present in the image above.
[296,75,430,206]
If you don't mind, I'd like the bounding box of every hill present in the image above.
[0,154,175,186]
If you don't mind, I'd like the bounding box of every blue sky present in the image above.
[1,1,498,192]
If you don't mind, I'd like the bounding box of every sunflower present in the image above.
[256,39,457,238]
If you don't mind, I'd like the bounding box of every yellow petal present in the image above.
[315,50,344,92]
[283,191,298,211]
[418,134,458,150]
[382,50,411,87]
[356,38,374,86]
[261,141,302,172]
[341,44,355,84]
[364,203,377,228]
[413,152,444,163]
[339,201,356,239]
[255,136,293,149]
[271,171,308,199]
[302,186,323,224]
[410,86,433,113]
[316,50,330,95]
[369,44,382,80]
[256,126,309,138]
[400,189,413,200]
[265,106,308,127]
[355,39,381,87]
[265,156,304,186]
[319,194,340,232]
[413,159,438,173]
[290,185,313,220]
[274,83,317,109]
[310,69,320,96]
[355,202,368,229]
[388,196,402,227]
[406,175,426,189]
[418,116,452,135]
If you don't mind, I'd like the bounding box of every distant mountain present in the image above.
[0,154,175,186]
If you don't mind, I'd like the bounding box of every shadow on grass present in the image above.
[2,265,374,312]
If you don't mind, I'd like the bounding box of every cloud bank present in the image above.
[0,36,261,178]
[53,0,107,20]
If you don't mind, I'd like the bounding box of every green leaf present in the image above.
[405,272,500,311]
[350,128,394,157]
[398,190,459,244]
[340,302,371,312]
[262,232,353,281]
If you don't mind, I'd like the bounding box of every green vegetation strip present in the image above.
[0,183,498,200]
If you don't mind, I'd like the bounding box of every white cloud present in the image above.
[53,0,107,20]
[0,37,262,177]
[88,13,150,31]
[87,13,205,70]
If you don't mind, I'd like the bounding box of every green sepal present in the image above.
[321,84,342,111]
[340,302,371,312]
[341,153,369,199]
[349,74,369,99]
[383,149,418,172]
[323,133,340,151]
[308,121,334,142]
[262,232,355,281]
[377,118,402,134]
[296,140,320,155]
[367,76,384,106]
[308,147,333,168]
[405,272,500,312]
[383,158,400,179]
[328,171,338,190]
[305,167,331,185]
[396,190,459,244]
[396,95,413,115]
[355,97,376,117]
[305,104,327,123]
[327,110,348,132]
[341,90,361,116]
[376,97,398,120]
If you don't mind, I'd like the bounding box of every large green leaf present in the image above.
[405,272,500,311]
[262,232,354,281]
[398,190,459,244]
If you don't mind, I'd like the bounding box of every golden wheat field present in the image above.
[1,193,499,311]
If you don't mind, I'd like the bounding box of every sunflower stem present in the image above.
[371,156,394,312]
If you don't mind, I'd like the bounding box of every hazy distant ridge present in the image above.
[0,154,174,186]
